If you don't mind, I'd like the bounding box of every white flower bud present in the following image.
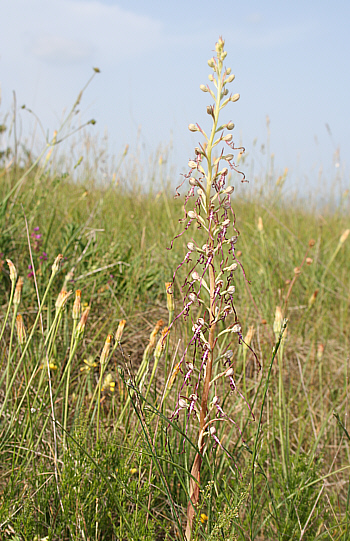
[192,271,200,281]
[210,426,216,435]
[227,122,235,130]
[188,124,198,132]
[189,177,197,186]
[188,160,197,169]
[187,242,195,251]
[227,285,235,294]
[225,367,234,377]
[187,211,197,219]
[179,398,187,409]
[223,134,233,142]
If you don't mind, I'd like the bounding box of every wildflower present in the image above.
[80,356,98,373]
[200,513,208,524]
[55,289,73,311]
[51,254,63,276]
[130,468,137,475]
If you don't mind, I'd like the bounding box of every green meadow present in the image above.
[0,41,349,541]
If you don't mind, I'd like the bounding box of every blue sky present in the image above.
[0,0,349,195]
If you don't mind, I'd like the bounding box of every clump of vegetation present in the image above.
[0,38,349,541]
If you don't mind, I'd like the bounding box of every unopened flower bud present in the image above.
[339,229,350,245]
[76,306,90,339]
[308,289,319,307]
[16,314,26,345]
[230,94,240,102]
[210,426,216,435]
[100,334,113,365]
[208,59,215,68]
[51,254,63,276]
[224,154,234,161]
[192,271,200,281]
[306,257,313,265]
[226,74,235,83]
[115,319,126,343]
[223,134,233,142]
[187,211,197,219]
[72,290,81,320]
[226,68,231,75]
[188,293,197,303]
[226,285,235,294]
[188,160,197,169]
[200,84,208,92]
[55,289,73,310]
[189,177,197,186]
[224,186,234,195]
[227,122,235,130]
[14,276,23,306]
[232,324,241,333]
[207,105,214,116]
[212,395,220,405]
[225,367,234,377]
[188,124,198,132]
[208,74,214,81]
[6,259,17,285]
[224,262,238,272]
[294,267,301,275]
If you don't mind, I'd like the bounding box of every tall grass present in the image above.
[0,39,349,540]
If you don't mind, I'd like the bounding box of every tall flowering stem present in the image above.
[168,38,253,539]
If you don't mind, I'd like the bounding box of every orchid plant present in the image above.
[167,37,258,539]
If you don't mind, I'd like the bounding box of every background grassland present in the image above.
[0,141,349,540]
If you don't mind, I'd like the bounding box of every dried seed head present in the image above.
[227,122,235,130]
[14,276,23,306]
[72,290,81,320]
[167,363,180,390]
[16,314,26,345]
[154,327,168,361]
[188,124,198,132]
[6,259,17,285]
